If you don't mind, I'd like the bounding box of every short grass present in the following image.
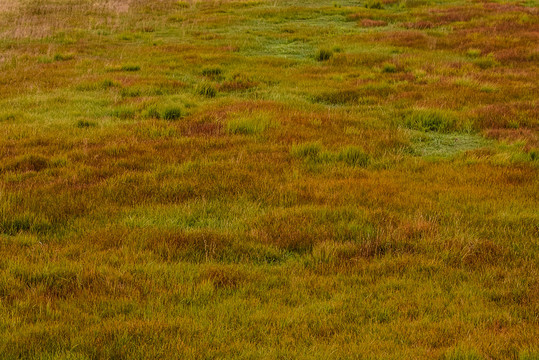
[0,0,538,359]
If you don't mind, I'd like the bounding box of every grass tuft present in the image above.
[474,54,498,69]
[226,114,273,135]
[144,106,161,119]
[0,112,18,121]
[291,142,323,160]
[120,64,141,72]
[162,107,182,121]
[466,48,481,58]
[201,67,223,77]
[196,82,217,98]
[365,0,383,9]
[100,79,118,89]
[315,49,333,61]
[76,120,97,128]
[382,63,397,73]
[111,106,137,119]
[405,109,460,132]
[53,53,74,61]
[337,146,370,167]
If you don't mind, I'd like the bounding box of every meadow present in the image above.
[0,0,538,358]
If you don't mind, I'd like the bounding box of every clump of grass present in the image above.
[314,89,360,105]
[144,106,161,119]
[121,64,140,71]
[100,79,118,89]
[507,120,520,129]
[0,212,52,236]
[291,142,322,160]
[201,67,223,77]
[528,149,538,162]
[120,87,142,97]
[53,53,74,61]
[474,54,498,69]
[0,112,17,121]
[196,82,217,98]
[365,0,383,9]
[162,107,182,121]
[337,147,370,167]
[226,115,273,135]
[292,143,370,167]
[142,106,183,120]
[315,49,333,61]
[76,120,96,128]
[111,106,136,119]
[382,63,397,73]
[105,64,141,72]
[405,109,459,132]
[399,0,426,8]
[479,84,498,93]
[466,48,481,58]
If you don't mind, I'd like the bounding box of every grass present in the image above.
[201,67,223,78]
[365,1,383,10]
[382,63,397,73]
[162,107,182,121]
[336,146,370,167]
[0,0,538,358]
[226,114,274,135]
[196,82,217,98]
[404,109,461,133]
[410,133,491,158]
[291,143,370,167]
[315,48,333,61]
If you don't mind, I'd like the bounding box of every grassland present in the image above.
[0,0,538,358]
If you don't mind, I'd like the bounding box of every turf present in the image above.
[0,0,538,359]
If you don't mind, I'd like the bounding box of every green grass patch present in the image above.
[201,67,223,77]
[292,143,370,167]
[474,54,498,69]
[382,63,397,73]
[226,114,274,135]
[291,142,323,160]
[76,120,97,128]
[411,133,490,158]
[111,106,137,119]
[163,107,183,121]
[365,0,383,9]
[315,48,333,61]
[196,82,217,98]
[404,109,461,133]
[121,64,141,72]
[336,146,370,167]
